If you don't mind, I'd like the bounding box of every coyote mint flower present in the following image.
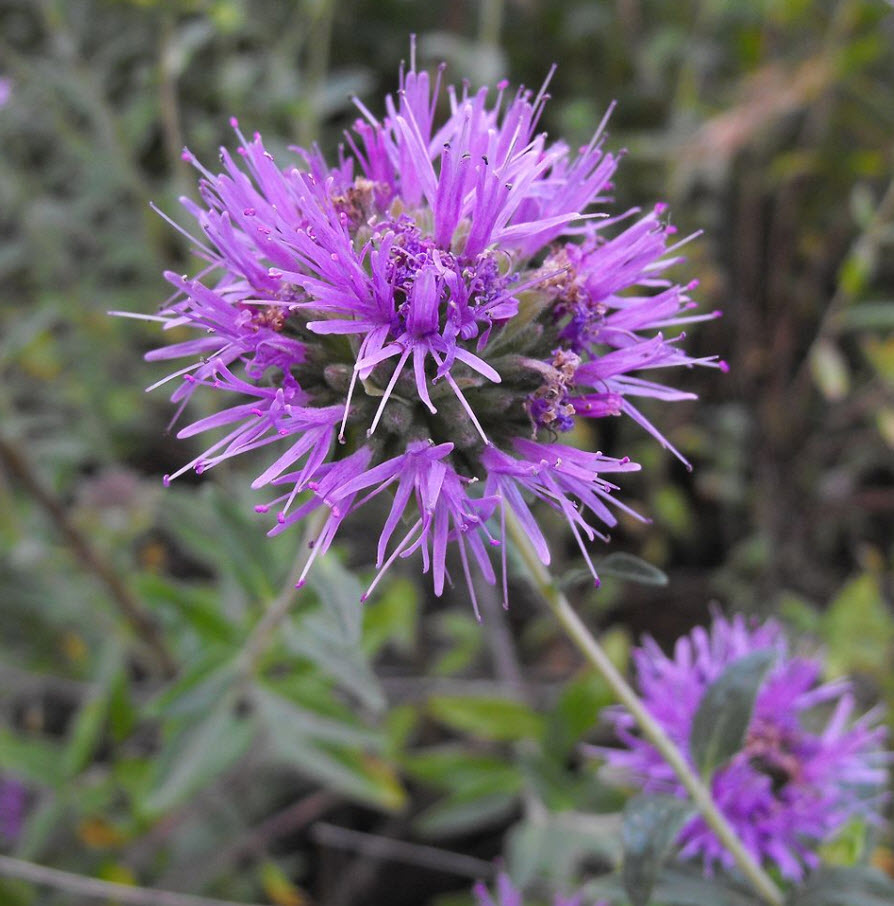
[129,41,722,609]
[598,612,889,880]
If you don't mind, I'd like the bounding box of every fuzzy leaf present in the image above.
[255,687,404,811]
[653,866,763,906]
[588,864,762,906]
[427,695,544,742]
[413,791,517,837]
[597,552,669,586]
[690,649,774,778]
[143,703,254,815]
[252,685,382,750]
[306,552,364,644]
[787,866,894,906]
[622,794,693,906]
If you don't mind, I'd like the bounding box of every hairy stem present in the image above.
[311,822,495,879]
[0,854,266,906]
[504,509,786,906]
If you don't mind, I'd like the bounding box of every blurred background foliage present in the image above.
[1,0,893,904]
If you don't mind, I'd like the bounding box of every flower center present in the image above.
[744,719,803,793]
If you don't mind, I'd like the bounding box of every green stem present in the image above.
[237,505,330,675]
[504,509,786,906]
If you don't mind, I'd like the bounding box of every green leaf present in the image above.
[652,485,695,540]
[787,866,894,906]
[621,794,693,906]
[107,666,136,743]
[135,573,237,645]
[863,335,894,384]
[822,572,894,678]
[403,747,523,797]
[0,304,58,368]
[431,612,485,676]
[404,749,523,837]
[413,791,517,837]
[650,866,762,906]
[551,670,616,755]
[690,649,775,778]
[809,339,850,402]
[254,686,404,811]
[145,659,239,719]
[588,864,761,906]
[163,488,279,599]
[259,858,306,906]
[518,748,582,812]
[383,705,418,760]
[61,641,123,778]
[838,250,873,298]
[15,793,68,861]
[840,301,894,331]
[279,611,386,713]
[508,813,622,889]
[142,703,254,816]
[0,729,64,788]
[252,685,382,750]
[597,552,669,586]
[62,694,110,779]
[427,695,544,742]
[266,734,405,812]
[307,552,364,644]
[362,575,419,657]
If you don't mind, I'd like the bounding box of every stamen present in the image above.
[367,346,411,437]
[361,519,424,601]
[339,363,359,443]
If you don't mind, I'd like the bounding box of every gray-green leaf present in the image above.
[787,866,894,906]
[690,649,775,778]
[622,794,693,906]
[597,552,669,586]
[143,703,255,816]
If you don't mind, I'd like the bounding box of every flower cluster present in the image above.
[133,42,722,608]
[599,612,889,879]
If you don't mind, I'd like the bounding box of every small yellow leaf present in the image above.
[870,845,894,878]
[810,339,850,401]
[876,407,894,449]
[61,632,88,665]
[78,817,128,849]
[259,861,307,906]
[359,753,408,812]
[96,862,137,886]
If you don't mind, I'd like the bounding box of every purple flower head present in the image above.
[598,612,889,880]
[126,40,721,605]
[473,871,605,906]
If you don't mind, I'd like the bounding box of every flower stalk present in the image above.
[504,507,786,906]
